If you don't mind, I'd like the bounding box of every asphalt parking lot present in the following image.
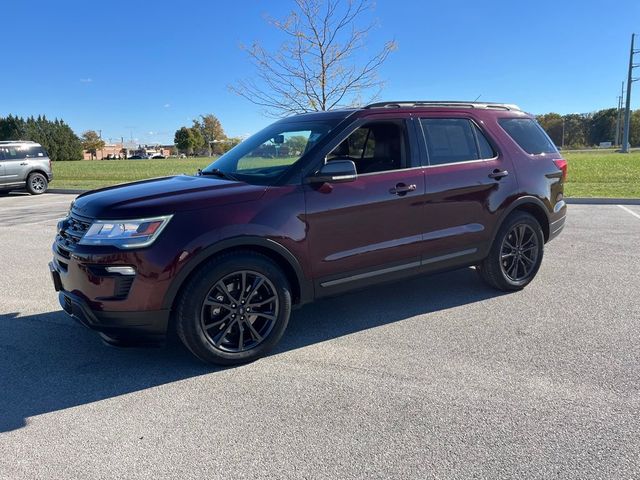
[1,192,639,479]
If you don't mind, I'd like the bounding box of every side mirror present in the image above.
[306,159,357,184]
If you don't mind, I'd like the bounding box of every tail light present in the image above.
[554,159,567,181]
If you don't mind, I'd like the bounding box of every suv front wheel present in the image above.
[478,211,544,291]
[176,251,292,365]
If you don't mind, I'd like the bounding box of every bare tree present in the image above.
[229,0,397,117]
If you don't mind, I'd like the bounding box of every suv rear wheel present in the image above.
[478,211,544,291]
[26,172,48,195]
[176,251,292,365]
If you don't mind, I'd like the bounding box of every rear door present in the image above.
[417,113,517,263]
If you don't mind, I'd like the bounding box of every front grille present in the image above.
[56,212,92,253]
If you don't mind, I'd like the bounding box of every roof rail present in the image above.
[0,140,37,144]
[364,101,521,111]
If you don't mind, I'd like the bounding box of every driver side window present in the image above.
[327,121,408,175]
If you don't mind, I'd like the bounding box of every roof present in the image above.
[364,101,521,111]
[274,101,523,123]
[0,140,41,146]
[274,108,359,123]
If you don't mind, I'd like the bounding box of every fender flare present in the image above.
[488,196,551,248]
[161,236,312,310]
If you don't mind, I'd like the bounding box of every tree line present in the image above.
[174,114,241,156]
[0,115,83,161]
[537,108,640,149]
[3,106,638,162]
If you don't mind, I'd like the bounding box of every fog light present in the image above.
[105,266,136,275]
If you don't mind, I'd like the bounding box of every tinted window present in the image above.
[24,146,48,158]
[327,121,408,174]
[0,147,26,160]
[474,124,496,159]
[499,118,558,154]
[420,118,479,165]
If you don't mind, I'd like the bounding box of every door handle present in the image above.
[19,162,28,166]
[488,169,508,180]
[389,183,417,195]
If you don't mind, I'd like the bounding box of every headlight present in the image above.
[78,215,173,248]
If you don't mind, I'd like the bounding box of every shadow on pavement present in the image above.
[0,267,503,432]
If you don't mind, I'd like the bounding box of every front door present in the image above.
[304,116,426,294]
[0,146,26,184]
[0,149,5,185]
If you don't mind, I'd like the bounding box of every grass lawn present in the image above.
[563,150,640,198]
[51,151,640,198]
[52,158,215,190]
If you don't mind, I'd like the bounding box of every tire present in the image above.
[26,172,48,195]
[176,251,292,365]
[478,211,544,291]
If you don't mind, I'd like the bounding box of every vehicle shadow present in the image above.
[0,267,504,432]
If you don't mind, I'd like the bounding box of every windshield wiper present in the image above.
[197,168,236,181]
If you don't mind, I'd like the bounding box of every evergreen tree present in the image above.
[0,114,83,160]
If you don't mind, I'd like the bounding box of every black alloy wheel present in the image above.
[477,211,544,291]
[176,251,292,365]
[200,270,279,353]
[500,224,540,282]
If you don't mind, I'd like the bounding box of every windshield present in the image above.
[201,120,339,184]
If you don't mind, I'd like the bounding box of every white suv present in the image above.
[0,141,53,194]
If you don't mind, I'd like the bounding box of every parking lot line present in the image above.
[617,204,640,220]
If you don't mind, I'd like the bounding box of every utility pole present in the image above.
[621,34,639,153]
[615,82,624,146]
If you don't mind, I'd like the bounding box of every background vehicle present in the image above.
[50,101,567,365]
[0,141,53,194]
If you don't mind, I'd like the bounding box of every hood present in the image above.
[72,175,267,219]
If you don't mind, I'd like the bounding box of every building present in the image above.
[83,143,175,160]
[83,143,125,160]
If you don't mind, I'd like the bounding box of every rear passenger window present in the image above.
[499,118,557,155]
[0,147,25,160]
[474,124,496,159]
[420,118,494,165]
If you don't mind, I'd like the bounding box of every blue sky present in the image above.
[2,0,638,145]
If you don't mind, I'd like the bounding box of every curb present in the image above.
[47,189,87,195]
[566,198,640,205]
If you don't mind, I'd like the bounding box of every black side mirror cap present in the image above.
[305,159,357,184]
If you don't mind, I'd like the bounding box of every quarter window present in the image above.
[420,118,495,165]
[499,118,557,155]
[25,146,47,158]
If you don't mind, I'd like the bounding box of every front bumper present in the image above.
[50,257,170,344]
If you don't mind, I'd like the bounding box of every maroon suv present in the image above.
[50,101,567,365]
